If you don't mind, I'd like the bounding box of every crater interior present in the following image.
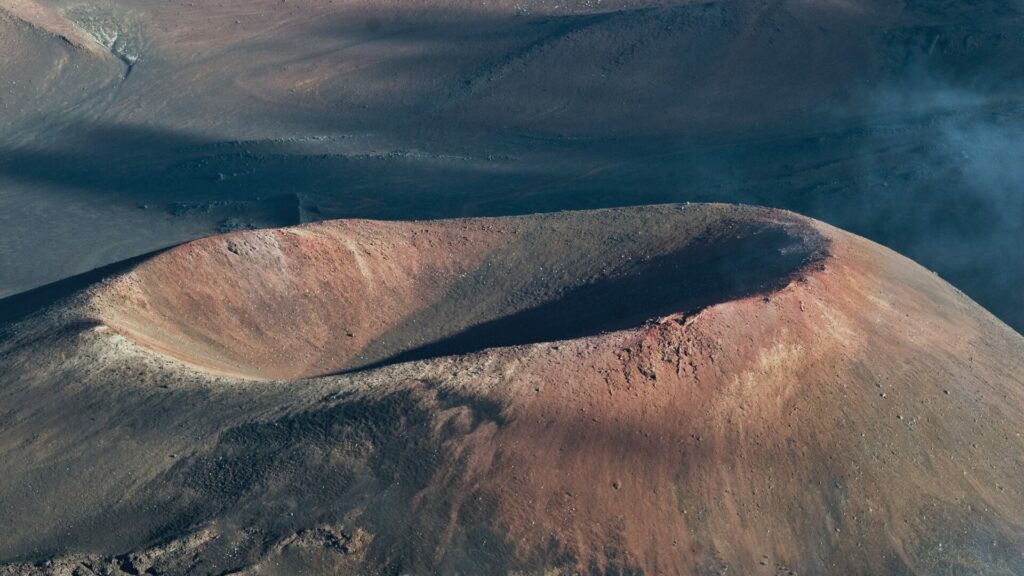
[93,207,825,379]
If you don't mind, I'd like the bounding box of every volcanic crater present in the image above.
[92,205,825,379]
[1,204,1022,576]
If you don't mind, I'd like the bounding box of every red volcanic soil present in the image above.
[0,204,1022,575]
[91,206,821,379]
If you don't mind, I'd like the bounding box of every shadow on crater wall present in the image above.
[346,227,824,373]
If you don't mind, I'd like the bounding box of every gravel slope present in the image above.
[1,204,1022,575]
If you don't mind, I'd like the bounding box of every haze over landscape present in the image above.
[1,0,1023,574]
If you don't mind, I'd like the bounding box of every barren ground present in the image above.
[1,1,1023,574]
[0,204,1022,575]
[0,0,1023,331]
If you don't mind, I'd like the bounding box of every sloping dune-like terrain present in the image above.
[1,204,1022,575]
[2,0,1024,335]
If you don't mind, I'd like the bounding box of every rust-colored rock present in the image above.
[0,204,1021,575]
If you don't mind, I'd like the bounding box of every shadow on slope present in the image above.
[347,226,824,373]
[0,249,167,326]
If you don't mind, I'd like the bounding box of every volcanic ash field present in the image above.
[2,0,1024,574]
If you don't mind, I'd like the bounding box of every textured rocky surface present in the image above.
[1,0,1023,332]
[1,204,1022,575]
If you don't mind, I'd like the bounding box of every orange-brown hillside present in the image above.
[0,204,1021,575]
